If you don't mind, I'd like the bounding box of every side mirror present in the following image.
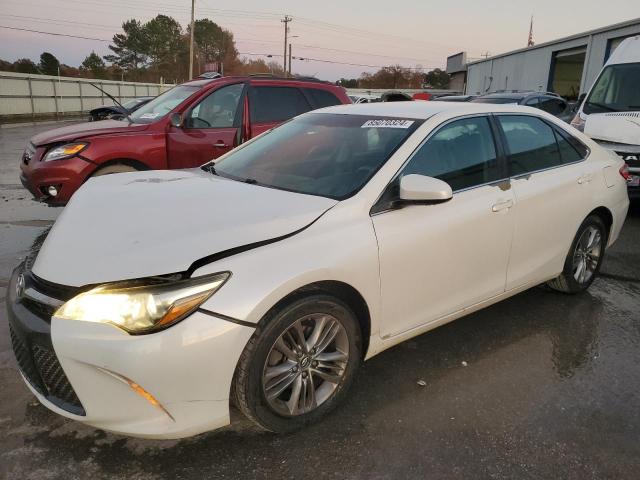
[169,112,183,128]
[399,174,453,204]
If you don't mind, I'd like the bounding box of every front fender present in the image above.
[195,214,382,338]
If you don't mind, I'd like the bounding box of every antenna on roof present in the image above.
[527,15,535,47]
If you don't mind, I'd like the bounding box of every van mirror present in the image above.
[398,174,453,204]
[169,112,183,128]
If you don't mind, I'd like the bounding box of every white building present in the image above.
[464,18,640,100]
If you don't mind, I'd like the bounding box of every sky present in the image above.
[0,0,639,82]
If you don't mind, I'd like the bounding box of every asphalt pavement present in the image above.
[1,121,639,480]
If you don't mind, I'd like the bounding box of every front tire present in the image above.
[233,294,362,433]
[90,164,139,177]
[547,215,607,293]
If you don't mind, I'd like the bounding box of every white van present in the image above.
[571,35,640,198]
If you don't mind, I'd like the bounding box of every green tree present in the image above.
[423,68,450,89]
[104,19,148,77]
[337,78,358,88]
[192,18,238,73]
[13,58,39,74]
[144,15,183,74]
[39,52,60,75]
[81,51,107,78]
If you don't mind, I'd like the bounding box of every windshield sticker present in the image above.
[361,119,414,129]
[140,113,160,119]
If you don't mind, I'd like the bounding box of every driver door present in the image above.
[372,115,515,337]
[167,82,246,169]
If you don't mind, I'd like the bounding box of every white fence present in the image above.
[0,71,173,121]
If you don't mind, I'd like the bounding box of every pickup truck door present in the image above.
[167,82,246,169]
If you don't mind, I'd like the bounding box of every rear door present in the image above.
[496,114,588,290]
[167,82,246,168]
[248,85,312,137]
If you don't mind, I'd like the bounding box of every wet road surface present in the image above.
[1,122,639,479]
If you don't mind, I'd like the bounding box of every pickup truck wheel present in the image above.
[90,164,139,177]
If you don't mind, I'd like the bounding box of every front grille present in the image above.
[32,344,83,413]
[9,325,85,416]
[24,227,50,272]
[22,143,35,165]
[21,297,56,322]
[9,325,46,394]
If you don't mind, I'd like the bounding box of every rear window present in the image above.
[249,86,311,123]
[303,88,343,108]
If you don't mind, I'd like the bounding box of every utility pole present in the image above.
[281,15,292,75]
[288,43,292,76]
[189,0,195,79]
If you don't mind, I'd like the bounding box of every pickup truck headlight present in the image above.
[43,142,89,161]
[55,273,229,334]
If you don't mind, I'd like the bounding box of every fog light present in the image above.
[47,185,59,197]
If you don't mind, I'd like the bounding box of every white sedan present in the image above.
[7,102,629,438]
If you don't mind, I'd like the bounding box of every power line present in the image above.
[0,24,443,71]
[0,24,110,41]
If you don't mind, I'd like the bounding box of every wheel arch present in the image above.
[258,280,372,359]
[84,158,151,182]
[587,206,613,240]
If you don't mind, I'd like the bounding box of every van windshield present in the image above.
[212,113,422,200]
[584,63,640,114]
[129,85,199,123]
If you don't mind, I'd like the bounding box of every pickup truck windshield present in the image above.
[584,63,640,114]
[213,113,422,200]
[129,85,199,123]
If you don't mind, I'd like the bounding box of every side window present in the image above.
[402,116,501,191]
[553,127,586,163]
[538,97,566,115]
[498,115,561,175]
[249,86,311,123]
[525,97,539,107]
[303,88,342,108]
[186,83,243,129]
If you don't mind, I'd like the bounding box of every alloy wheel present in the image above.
[262,313,349,417]
[573,225,602,284]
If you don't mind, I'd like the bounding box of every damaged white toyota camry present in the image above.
[8,102,629,438]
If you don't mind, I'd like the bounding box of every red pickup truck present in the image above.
[20,76,351,205]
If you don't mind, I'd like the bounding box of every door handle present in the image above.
[213,141,228,148]
[491,199,513,212]
[578,173,593,184]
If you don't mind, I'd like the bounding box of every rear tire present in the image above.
[547,215,607,293]
[233,294,362,433]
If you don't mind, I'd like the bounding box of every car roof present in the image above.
[316,101,549,119]
[182,75,336,88]
[479,92,527,100]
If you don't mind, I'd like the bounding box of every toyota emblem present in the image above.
[16,274,25,299]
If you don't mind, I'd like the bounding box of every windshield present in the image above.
[584,63,640,114]
[129,85,199,123]
[123,99,144,109]
[471,97,520,104]
[213,113,422,200]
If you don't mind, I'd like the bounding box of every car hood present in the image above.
[584,112,640,145]
[30,119,151,146]
[32,169,337,287]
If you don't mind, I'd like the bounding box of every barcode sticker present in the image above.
[361,119,414,129]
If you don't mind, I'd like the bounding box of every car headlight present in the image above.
[43,142,89,161]
[55,272,229,334]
